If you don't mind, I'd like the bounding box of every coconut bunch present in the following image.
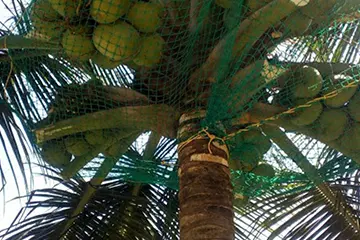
[229,128,274,176]
[230,133,276,208]
[313,77,358,145]
[29,0,166,69]
[328,87,360,153]
[233,162,275,207]
[40,129,131,169]
[274,67,360,156]
[274,66,324,127]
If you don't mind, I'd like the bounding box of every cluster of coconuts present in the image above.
[278,66,324,128]
[229,127,276,208]
[41,129,125,168]
[278,65,360,152]
[29,0,165,69]
[329,87,360,152]
[229,128,275,178]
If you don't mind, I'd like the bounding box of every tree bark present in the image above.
[177,111,234,239]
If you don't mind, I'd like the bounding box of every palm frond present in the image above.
[235,146,360,240]
[0,50,88,124]
[0,167,179,240]
[272,20,360,65]
[238,176,360,239]
[81,133,178,190]
[0,101,35,195]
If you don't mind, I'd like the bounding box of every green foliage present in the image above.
[1,0,360,238]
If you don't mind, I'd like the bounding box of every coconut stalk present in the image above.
[177,110,234,239]
[35,104,179,143]
[261,125,360,233]
[188,0,309,90]
[187,59,286,109]
[0,35,61,50]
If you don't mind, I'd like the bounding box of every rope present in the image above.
[179,79,358,144]
[224,80,359,141]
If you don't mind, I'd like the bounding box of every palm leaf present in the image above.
[0,101,34,195]
[235,145,360,240]
[0,171,180,240]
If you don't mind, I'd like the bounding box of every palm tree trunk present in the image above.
[177,111,234,239]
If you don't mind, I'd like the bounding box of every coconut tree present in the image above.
[1,0,360,239]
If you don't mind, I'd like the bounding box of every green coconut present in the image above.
[323,81,358,108]
[30,1,65,41]
[251,163,275,178]
[91,52,122,69]
[338,122,360,151]
[290,99,323,126]
[31,0,60,21]
[292,66,323,98]
[48,0,80,18]
[347,91,360,121]
[30,17,66,40]
[283,11,312,36]
[93,21,140,61]
[240,129,272,155]
[64,136,91,156]
[127,2,163,33]
[62,29,95,61]
[133,34,165,67]
[316,109,348,142]
[90,0,131,23]
[41,140,72,167]
[231,144,262,171]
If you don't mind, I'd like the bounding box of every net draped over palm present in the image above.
[1,0,360,239]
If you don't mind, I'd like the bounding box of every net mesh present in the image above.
[2,0,360,202]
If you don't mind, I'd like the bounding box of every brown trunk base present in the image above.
[177,112,234,239]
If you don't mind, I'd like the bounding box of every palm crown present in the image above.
[1,0,360,239]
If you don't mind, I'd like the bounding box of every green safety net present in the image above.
[2,0,360,205]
